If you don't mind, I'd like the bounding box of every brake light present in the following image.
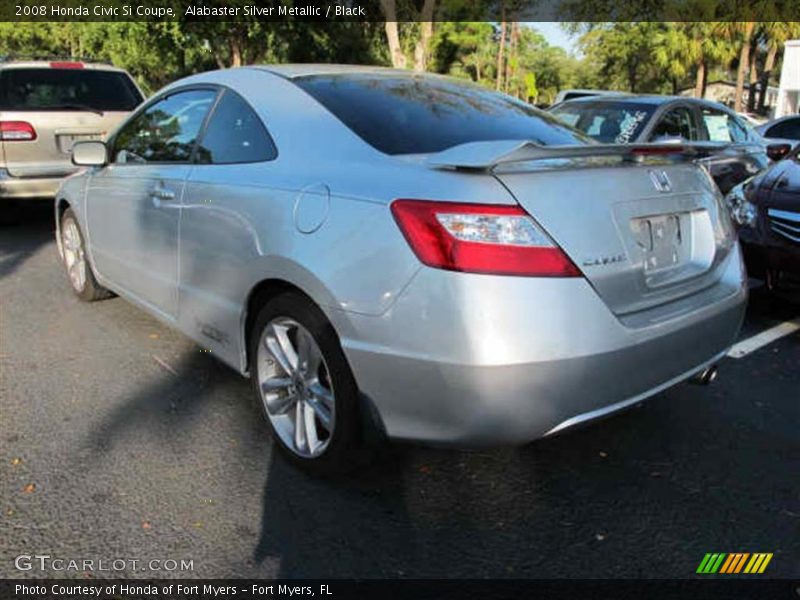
[391,199,581,277]
[631,145,685,155]
[0,121,37,142]
[50,61,84,69]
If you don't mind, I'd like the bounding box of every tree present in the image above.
[414,0,436,71]
[653,24,694,95]
[758,22,800,112]
[576,23,666,93]
[379,0,437,71]
[496,19,507,90]
[431,22,496,83]
[0,22,209,92]
[734,22,757,112]
[380,0,407,68]
[657,23,732,99]
[747,34,761,112]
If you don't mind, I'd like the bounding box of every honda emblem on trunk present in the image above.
[649,169,672,193]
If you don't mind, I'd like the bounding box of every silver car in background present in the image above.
[0,57,143,200]
[55,66,747,473]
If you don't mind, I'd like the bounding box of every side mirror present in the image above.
[766,143,792,162]
[72,141,108,167]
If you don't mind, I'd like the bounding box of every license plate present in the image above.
[57,133,103,154]
[632,213,686,272]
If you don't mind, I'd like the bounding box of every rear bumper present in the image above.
[0,170,65,199]
[332,245,747,446]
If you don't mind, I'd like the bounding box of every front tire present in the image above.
[60,208,111,302]
[249,291,363,474]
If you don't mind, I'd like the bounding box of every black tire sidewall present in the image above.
[249,291,361,474]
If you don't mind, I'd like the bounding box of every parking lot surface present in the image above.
[1,200,798,579]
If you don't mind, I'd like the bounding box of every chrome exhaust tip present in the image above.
[690,365,718,386]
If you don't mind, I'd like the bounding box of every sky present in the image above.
[525,22,578,54]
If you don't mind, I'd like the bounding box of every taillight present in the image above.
[390,199,581,277]
[49,61,84,69]
[0,121,37,142]
[631,145,685,155]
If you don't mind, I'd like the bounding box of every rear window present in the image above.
[293,74,590,155]
[0,68,143,112]
[550,101,656,144]
[767,118,800,140]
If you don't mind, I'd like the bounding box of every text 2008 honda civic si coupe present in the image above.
[55,65,747,473]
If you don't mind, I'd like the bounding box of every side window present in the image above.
[701,107,748,143]
[195,90,277,164]
[767,119,800,140]
[650,107,698,142]
[112,89,217,164]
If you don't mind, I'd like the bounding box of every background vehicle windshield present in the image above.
[294,73,591,155]
[0,68,143,112]
[550,101,655,144]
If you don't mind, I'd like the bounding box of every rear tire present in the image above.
[60,208,111,302]
[249,291,365,475]
[766,268,783,293]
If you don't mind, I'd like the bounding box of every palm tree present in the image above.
[715,21,757,112]
[653,24,693,95]
[758,22,800,113]
[496,19,507,91]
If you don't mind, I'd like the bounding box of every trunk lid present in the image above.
[494,158,736,315]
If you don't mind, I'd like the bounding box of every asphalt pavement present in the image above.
[1,200,798,579]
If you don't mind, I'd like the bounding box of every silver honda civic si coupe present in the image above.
[55,65,747,473]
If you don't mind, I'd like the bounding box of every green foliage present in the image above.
[578,22,674,94]
[432,22,496,82]
[0,20,794,108]
[0,21,385,93]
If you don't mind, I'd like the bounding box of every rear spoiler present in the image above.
[424,140,703,171]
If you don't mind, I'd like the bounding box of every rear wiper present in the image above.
[49,104,105,116]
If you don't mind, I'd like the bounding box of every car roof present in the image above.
[251,63,433,79]
[761,114,800,126]
[0,58,126,72]
[558,94,727,109]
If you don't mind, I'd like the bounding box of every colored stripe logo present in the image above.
[697,553,773,574]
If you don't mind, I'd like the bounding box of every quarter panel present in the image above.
[179,163,423,371]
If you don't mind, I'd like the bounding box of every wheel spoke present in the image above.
[307,394,332,432]
[309,381,334,409]
[261,376,295,414]
[261,376,292,392]
[303,401,320,452]
[295,329,312,374]
[294,400,308,452]
[268,391,298,415]
[265,324,298,375]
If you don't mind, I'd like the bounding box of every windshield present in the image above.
[294,73,591,155]
[0,68,143,112]
[550,101,656,144]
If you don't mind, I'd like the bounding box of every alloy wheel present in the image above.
[256,317,335,458]
[62,219,87,293]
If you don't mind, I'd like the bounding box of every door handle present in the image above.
[150,186,176,201]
